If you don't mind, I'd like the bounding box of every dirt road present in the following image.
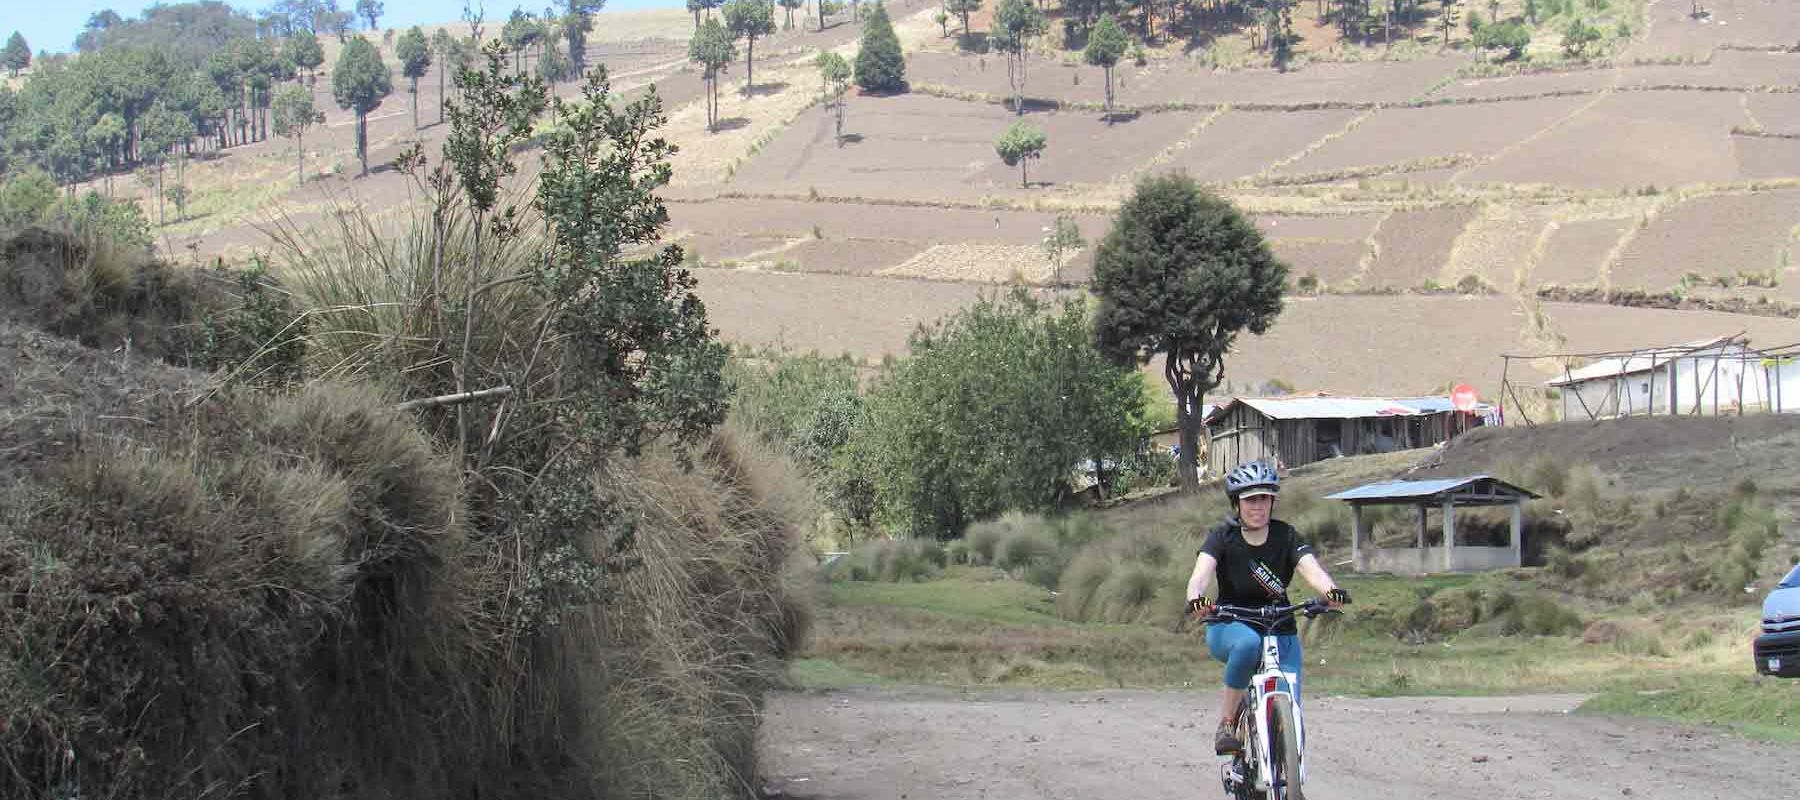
[760,688,1786,800]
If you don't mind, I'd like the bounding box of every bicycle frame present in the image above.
[1242,626,1306,794]
[1209,601,1333,800]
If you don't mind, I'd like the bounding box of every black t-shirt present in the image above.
[1199,518,1315,635]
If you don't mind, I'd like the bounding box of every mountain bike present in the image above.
[1205,600,1339,800]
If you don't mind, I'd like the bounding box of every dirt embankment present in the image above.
[759,688,1794,800]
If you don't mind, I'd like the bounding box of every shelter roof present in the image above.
[1204,395,1493,424]
[1546,335,1748,386]
[1325,475,1539,506]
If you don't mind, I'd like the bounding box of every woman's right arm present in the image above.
[1187,552,1218,605]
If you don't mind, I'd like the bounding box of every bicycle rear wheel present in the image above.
[1264,696,1304,800]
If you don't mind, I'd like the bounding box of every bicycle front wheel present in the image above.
[1264,695,1304,800]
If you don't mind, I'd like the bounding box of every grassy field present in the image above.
[794,565,1799,741]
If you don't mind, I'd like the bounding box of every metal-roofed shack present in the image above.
[1327,476,1539,574]
[1203,396,1496,477]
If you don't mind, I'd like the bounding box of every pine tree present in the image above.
[853,3,905,93]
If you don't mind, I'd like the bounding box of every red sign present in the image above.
[1451,384,1478,412]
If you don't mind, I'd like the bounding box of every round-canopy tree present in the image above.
[687,18,736,132]
[994,121,1046,188]
[272,83,324,185]
[331,35,393,176]
[1083,14,1128,122]
[1090,173,1288,490]
[286,29,326,84]
[723,0,776,91]
[396,26,433,129]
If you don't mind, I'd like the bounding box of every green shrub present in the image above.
[1499,594,1583,636]
[997,530,1055,572]
[947,539,973,565]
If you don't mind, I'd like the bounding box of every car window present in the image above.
[1783,565,1800,589]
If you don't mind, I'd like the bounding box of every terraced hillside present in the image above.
[124,0,1800,398]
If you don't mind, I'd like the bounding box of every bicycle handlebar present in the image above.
[1204,599,1339,625]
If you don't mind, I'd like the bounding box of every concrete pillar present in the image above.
[1442,499,1456,572]
[1416,504,1427,550]
[1351,504,1364,572]
[1510,501,1524,568]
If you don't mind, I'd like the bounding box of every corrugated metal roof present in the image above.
[1546,336,1747,387]
[1325,475,1539,502]
[1207,395,1495,422]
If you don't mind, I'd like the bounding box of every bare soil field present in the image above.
[760,689,1795,800]
[691,267,1014,358]
[1461,91,1744,189]
[668,198,1113,245]
[674,232,795,263]
[1434,69,1618,101]
[908,51,1459,109]
[1278,97,1589,177]
[779,238,931,275]
[1731,133,1800,182]
[1745,93,1800,134]
[1166,109,1362,183]
[1625,0,1800,60]
[1270,240,1368,286]
[1539,302,1800,354]
[1611,189,1800,290]
[1254,213,1384,240]
[1536,218,1634,286]
[1364,205,1478,290]
[726,94,1191,201]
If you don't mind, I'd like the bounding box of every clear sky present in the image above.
[10,0,681,57]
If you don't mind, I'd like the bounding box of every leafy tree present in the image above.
[356,0,385,29]
[994,121,1046,187]
[817,50,852,143]
[320,0,354,41]
[0,169,58,228]
[1091,173,1288,490]
[724,0,777,91]
[688,19,736,132]
[138,102,196,225]
[397,26,433,129]
[947,0,981,36]
[778,0,805,29]
[3,32,29,77]
[564,0,603,74]
[537,36,573,82]
[86,113,129,192]
[857,290,1148,537]
[992,0,1046,116]
[1438,0,1460,45]
[1041,213,1084,285]
[287,29,326,84]
[1562,16,1601,57]
[443,41,548,448]
[502,8,544,74]
[272,84,324,185]
[432,28,458,122]
[331,35,393,176]
[1474,19,1530,59]
[1084,14,1129,122]
[531,68,729,464]
[854,3,905,93]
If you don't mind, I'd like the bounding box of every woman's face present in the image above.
[1238,494,1275,530]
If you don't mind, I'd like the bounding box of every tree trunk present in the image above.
[296,130,305,185]
[1020,157,1028,188]
[412,79,420,130]
[356,111,369,176]
[1104,65,1114,123]
[439,61,447,123]
[155,162,165,226]
[1167,355,1202,491]
[747,36,755,91]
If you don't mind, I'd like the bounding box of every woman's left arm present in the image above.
[1295,553,1340,597]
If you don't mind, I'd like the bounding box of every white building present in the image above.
[1546,335,1800,419]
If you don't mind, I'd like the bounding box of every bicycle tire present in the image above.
[1264,696,1304,800]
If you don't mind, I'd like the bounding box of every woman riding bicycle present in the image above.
[1184,461,1349,755]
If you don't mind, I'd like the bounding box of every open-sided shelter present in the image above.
[1326,476,1538,574]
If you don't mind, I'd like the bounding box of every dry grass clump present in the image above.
[0,371,813,799]
[829,538,949,582]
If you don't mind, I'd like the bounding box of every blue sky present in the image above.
[12,0,682,56]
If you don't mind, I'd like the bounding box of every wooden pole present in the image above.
[395,385,515,411]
